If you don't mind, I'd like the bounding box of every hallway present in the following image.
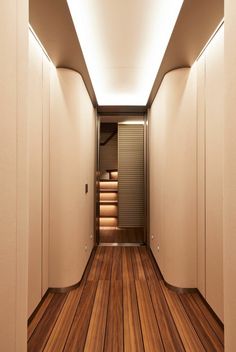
[4,0,236,350]
[28,246,224,351]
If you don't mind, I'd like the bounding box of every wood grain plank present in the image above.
[81,248,96,282]
[28,246,225,352]
[43,286,84,352]
[179,293,224,351]
[131,247,145,281]
[148,279,185,352]
[99,246,113,280]
[135,280,164,351]
[63,281,98,352]
[123,280,144,352]
[87,246,104,281]
[84,280,110,352]
[138,246,157,281]
[104,280,123,352]
[148,247,164,280]
[111,246,122,280]
[160,281,205,352]
[192,292,224,345]
[122,247,134,282]
[28,292,54,340]
[28,293,67,352]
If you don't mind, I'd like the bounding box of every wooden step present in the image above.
[99,217,118,227]
[99,181,118,190]
[109,170,118,180]
[100,204,118,217]
[99,192,118,201]
[99,200,118,205]
[100,189,118,193]
[100,178,118,183]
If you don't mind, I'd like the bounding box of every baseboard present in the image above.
[28,246,96,323]
[149,247,224,326]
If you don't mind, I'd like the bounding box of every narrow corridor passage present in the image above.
[28,246,224,351]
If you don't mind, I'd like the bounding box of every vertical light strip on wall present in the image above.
[118,124,144,227]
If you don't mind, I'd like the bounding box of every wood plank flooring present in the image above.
[28,246,224,351]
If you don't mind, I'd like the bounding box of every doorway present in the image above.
[96,115,147,245]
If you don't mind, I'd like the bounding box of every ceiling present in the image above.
[29,0,224,112]
[66,0,183,106]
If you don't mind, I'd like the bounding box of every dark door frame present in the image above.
[94,112,149,246]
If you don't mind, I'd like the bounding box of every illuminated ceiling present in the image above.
[67,0,184,106]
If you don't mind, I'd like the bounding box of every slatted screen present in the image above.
[118,124,144,227]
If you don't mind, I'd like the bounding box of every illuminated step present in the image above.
[100,192,118,201]
[99,181,118,190]
[100,204,118,217]
[99,217,118,227]
[99,226,117,230]
[110,171,118,180]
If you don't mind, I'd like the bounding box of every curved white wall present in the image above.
[149,25,224,321]
[49,68,95,288]
[225,1,236,349]
[149,67,197,288]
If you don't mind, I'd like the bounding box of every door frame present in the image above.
[94,112,149,246]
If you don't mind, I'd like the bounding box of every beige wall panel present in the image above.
[42,55,51,295]
[197,54,206,297]
[15,3,29,349]
[149,67,197,288]
[149,83,166,273]
[0,0,28,350]
[28,31,43,317]
[77,70,95,255]
[225,1,236,349]
[50,68,95,288]
[28,31,51,316]
[205,26,224,321]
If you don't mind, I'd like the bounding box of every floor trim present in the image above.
[197,290,224,328]
[149,246,224,325]
[28,288,50,325]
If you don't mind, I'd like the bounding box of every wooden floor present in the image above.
[28,246,224,352]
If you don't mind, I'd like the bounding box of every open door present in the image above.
[96,115,147,245]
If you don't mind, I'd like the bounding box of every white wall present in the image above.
[197,25,224,321]
[149,24,224,322]
[28,36,96,309]
[0,1,28,350]
[149,67,197,288]
[225,1,236,350]
[28,30,51,317]
[49,68,95,288]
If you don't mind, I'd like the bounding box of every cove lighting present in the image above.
[67,0,183,106]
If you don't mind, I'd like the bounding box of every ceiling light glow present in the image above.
[67,0,183,106]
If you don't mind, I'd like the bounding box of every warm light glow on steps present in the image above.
[99,217,118,227]
[99,181,118,190]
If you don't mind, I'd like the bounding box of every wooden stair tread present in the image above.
[99,215,118,219]
[100,189,118,193]
[99,201,118,204]
[100,179,118,182]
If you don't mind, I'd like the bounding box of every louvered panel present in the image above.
[118,124,144,227]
